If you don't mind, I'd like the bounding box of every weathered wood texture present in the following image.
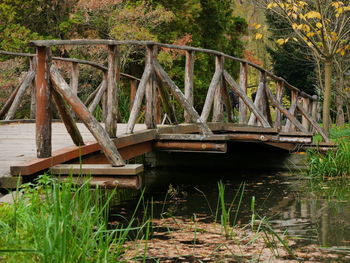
[51,164,143,175]
[248,71,268,126]
[50,66,125,166]
[35,47,52,158]
[201,56,222,122]
[145,45,157,129]
[126,64,152,133]
[154,141,227,153]
[274,80,284,129]
[184,51,195,123]
[239,62,248,124]
[4,71,35,120]
[88,75,107,113]
[106,45,119,138]
[51,88,84,146]
[29,57,37,119]
[212,56,225,122]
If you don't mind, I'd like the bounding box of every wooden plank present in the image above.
[57,175,142,189]
[106,45,119,138]
[222,123,278,134]
[213,56,225,122]
[50,65,125,166]
[51,163,143,175]
[239,62,248,124]
[52,88,84,146]
[5,71,35,120]
[154,61,213,135]
[201,56,222,122]
[10,129,155,176]
[223,70,271,128]
[184,51,194,123]
[36,46,52,158]
[154,141,227,153]
[156,134,228,141]
[227,134,312,143]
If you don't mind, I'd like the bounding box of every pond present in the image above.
[112,169,350,262]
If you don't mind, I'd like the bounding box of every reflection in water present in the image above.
[112,169,350,249]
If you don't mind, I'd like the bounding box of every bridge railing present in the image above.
[0,39,329,167]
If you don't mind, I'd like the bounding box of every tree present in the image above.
[254,0,350,133]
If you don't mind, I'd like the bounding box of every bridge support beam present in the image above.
[36,46,52,158]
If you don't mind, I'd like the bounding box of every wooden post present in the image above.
[129,79,137,112]
[239,62,248,124]
[213,56,225,122]
[274,80,284,130]
[50,66,125,166]
[201,56,223,122]
[157,77,178,124]
[84,80,104,106]
[106,45,119,138]
[5,71,35,120]
[36,46,52,158]
[301,97,311,131]
[102,89,107,122]
[0,81,22,119]
[145,45,157,129]
[184,51,194,123]
[30,57,37,119]
[70,62,79,96]
[51,88,84,146]
[311,95,318,131]
[284,90,298,132]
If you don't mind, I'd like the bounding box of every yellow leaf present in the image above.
[316,22,323,28]
[267,3,277,9]
[255,24,262,29]
[276,38,285,45]
[255,33,263,40]
[340,50,345,56]
[306,32,315,37]
[305,11,321,19]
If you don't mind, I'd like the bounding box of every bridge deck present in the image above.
[0,121,326,188]
[0,122,146,179]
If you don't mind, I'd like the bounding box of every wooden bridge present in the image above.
[0,40,332,189]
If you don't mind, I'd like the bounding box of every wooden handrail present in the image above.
[0,50,140,81]
[28,40,316,101]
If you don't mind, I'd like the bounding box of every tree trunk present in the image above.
[322,59,332,135]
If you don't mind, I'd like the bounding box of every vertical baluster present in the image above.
[129,79,137,112]
[239,62,248,124]
[302,97,311,131]
[212,56,225,122]
[311,95,318,131]
[30,57,37,119]
[106,45,119,138]
[184,51,194,123]
[145,45,157,129]
[36,46,52,158]
[248,70,267,126]
[274,80,284,130]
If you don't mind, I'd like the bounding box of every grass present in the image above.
[308,125,350,178]
[0,174,148,263]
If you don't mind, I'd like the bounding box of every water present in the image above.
[111,169,350,260]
